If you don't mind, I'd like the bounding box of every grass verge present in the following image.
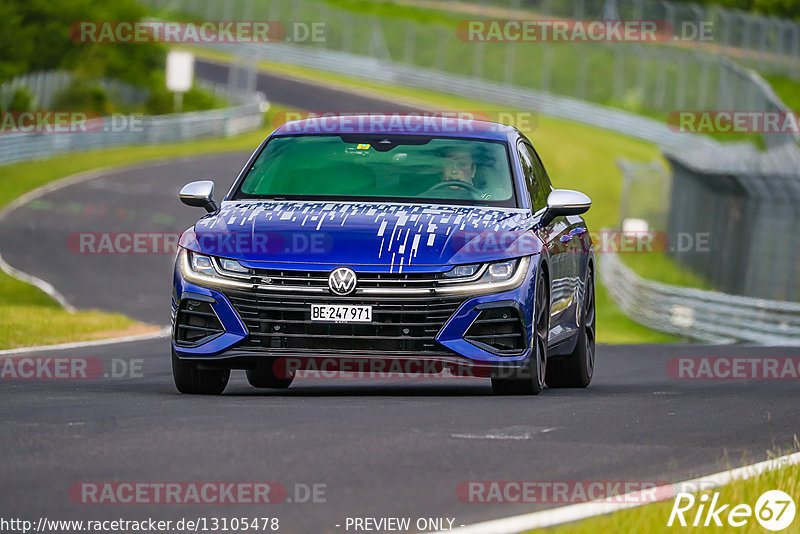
[536,455,799,533]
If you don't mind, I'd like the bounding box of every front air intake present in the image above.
[174,298,224,345]
[464,306,526,355]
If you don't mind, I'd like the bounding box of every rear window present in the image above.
[232,135,517,207]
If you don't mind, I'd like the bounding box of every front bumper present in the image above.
[172,258,538,368]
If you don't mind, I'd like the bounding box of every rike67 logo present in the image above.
[668,490,796,531]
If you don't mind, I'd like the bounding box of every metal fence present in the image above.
[599,249,800,345]
[0,71,150,110]
[456,0,800,80]
[147,0,798,148]
[663,142,800,302]
[0,72,267,165]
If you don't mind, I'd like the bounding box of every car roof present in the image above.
[271,114,518,142]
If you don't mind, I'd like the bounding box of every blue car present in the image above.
[172,115,594,395]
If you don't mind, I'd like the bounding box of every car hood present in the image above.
[181,201,538,270]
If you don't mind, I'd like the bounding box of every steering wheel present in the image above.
[422,180,482,198]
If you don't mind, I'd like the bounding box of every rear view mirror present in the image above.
[179,181,218,213]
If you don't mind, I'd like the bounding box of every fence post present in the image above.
[403,22,415,65]
[612,45,624,103]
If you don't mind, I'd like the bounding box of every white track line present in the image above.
[0,156,219,314]
[0,327,171,356]
[437,451,800,534]
[0,252,76,312]
[0,158,202,349]
[0,156,224,355]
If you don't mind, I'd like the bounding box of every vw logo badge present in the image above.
[328,267,358,295]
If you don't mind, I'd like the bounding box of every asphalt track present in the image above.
[0,61,798,533]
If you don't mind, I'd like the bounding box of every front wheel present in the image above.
[546,268,595,388]
[491,267,549,395]
[171,349,229,395]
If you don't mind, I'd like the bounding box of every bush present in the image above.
[5,87,34,111]
[1,0,165,88]
[145,85,226,115]
[51,79,111,114]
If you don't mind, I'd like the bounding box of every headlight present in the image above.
[436,257,529,295]
[190,252,215,276]
[180,249,252,290]
[443,259,518,283]
[485,259,516,281]
[219,258,249,274]
[188,252,250,277]
[442,264,480,278]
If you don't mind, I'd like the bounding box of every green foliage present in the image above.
[5,88,34,111]
[0,0,165,89]
[145,84,226,115]
[672,0,800,19]
[51,78,111,114]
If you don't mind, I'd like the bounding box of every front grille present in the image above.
[464,307,527,355]
[174,299,224,344]
[223,289,463,355]
[245,268,460,290]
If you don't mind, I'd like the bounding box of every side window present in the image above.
[517,141,547,211]
[527,143,553,206]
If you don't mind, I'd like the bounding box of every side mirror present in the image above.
[179,181,218,213]
[540,189,591,227]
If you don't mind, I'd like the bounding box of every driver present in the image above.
[441,147,477,187]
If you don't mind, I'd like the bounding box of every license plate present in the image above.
[310,304,372,323]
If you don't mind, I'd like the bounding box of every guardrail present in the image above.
[599,250,800,345]
[209,41,722,152]
[0,72,267,165]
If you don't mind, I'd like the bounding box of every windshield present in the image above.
[232,135,517,207]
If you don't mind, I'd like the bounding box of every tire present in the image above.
[546,268,595,388]
[171,349,229,395]
[491,267,549,395]
[246,359,294,389]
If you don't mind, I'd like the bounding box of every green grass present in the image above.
[536,456,800,533]
[0,274,142,350]
[763,74,800,113]
[621,254,712,289]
